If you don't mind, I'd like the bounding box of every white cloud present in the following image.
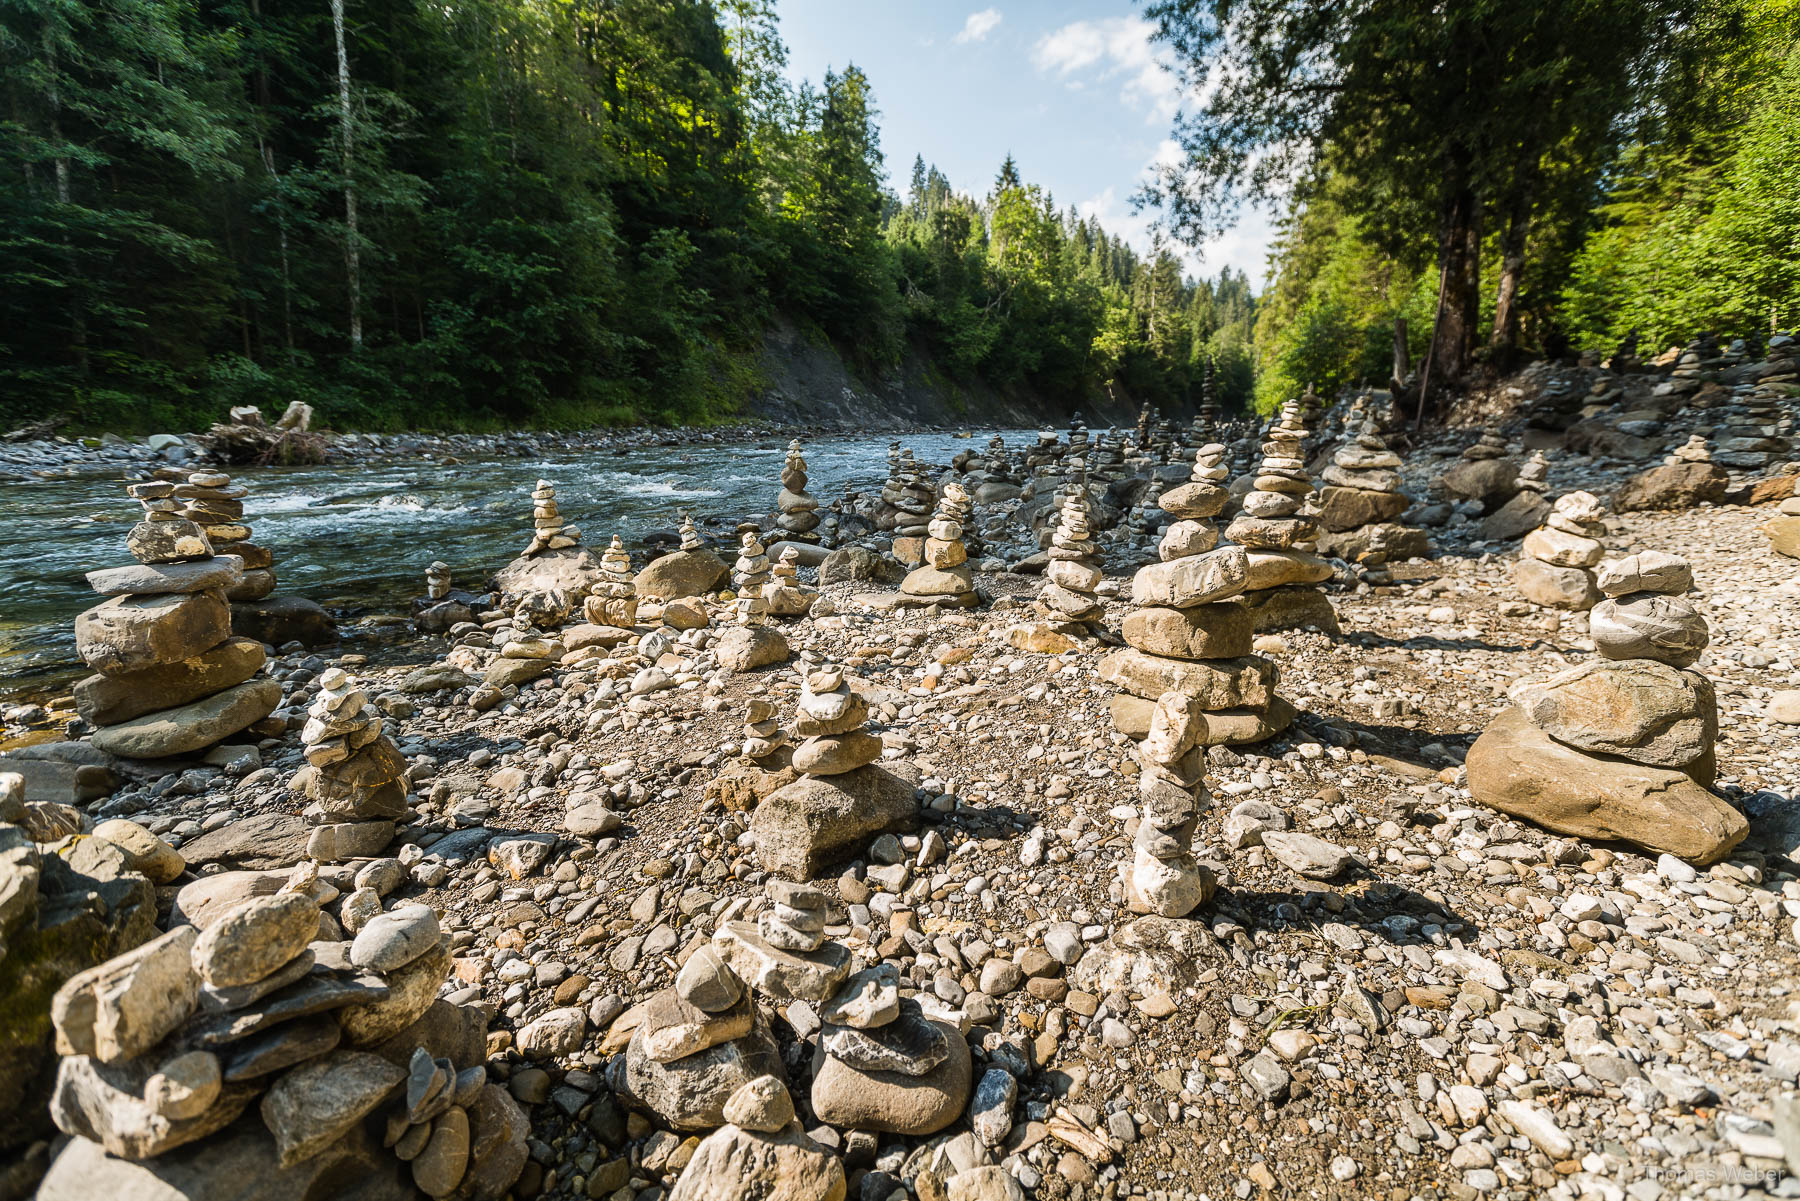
[953,8,1002,44]
[1077,146,1274,286]
[1032,17,1184,123]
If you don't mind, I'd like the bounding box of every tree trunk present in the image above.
[329,0,362,351]
[1429,185,1481,388]
[1489,191,1532,358]
[43,25,88,379]
[1391,315,1410,388]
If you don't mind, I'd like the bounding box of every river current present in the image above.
[1,429,1034,700]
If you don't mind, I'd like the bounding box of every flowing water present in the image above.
[0,430,1031,701]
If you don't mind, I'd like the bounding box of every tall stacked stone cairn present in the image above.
[1225,401,1340,634]
[1035,468,1104,632]
[39,871,525,1200]
[1064,416,1091,463]
[894,481,978,608]
[774,438,823,544]
[715,531,790,673]
[1468,550,1747,864]
[747,664,917,878]
[870,443,904,530]
[1135,402,1155,452]
[523,478,578,556]
[632,511,728,602]
[1023,428,1061,472]
[1482,448,1554,540]
[763,546,817,618]
[581,536,638,631]
[1101,444,1294,747]
[75,482,282,760]
[731,530,773,611]
[293,668,410,863]
[1124,692,1217,917]
[886,451,935,566]
[1510,490,1606,611]
[1314,415,1426,566]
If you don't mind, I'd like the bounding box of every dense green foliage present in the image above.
[0,0,1251,433]
[1145,0,1798,412]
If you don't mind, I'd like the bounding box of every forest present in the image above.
[1,0,1794,432]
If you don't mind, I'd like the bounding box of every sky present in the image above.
[774,0,1275,289]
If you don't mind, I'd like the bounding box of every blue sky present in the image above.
[774,0,1275,289]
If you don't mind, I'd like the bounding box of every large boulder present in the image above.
[88,678,282,760]
[750,765,919,879]
[1237,586,1341,635]
[491,547,604,604]
[668,1123,845,1201]
[1439,459,1518,512]
[633,550,728,600]
[612,1012,785,1131]
[819,547,901,586]
[1614,461,1729,512]
[1760,513,1800,559]
[809,1021,971,1136]
[1316,485,1409,531]
[1510,557,1599,610]
[76,591,230,676]
[716,626,790,673]
[1480,491,1552,541]
[230,596,337,648]
[1466,707,1746,865]
[176,813,310,872]
[1097,650,1275,709]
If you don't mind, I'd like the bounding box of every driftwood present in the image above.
[198,403,328,465]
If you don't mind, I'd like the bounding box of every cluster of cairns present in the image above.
[74,479,282,760]
[1470,550,1747,865]
[1314,414,1426,576]
[1101,442,1293,748]
[894,482,977,609]
[1225,401,1339,634]
[293,669,412,863]
[773,439,822,543]
[1511,490,1608,611]
[41,865,525,1200]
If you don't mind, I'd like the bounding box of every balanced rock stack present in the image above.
[740,698,788,762]
[425,562,451,603]
[714,534,790,674]
[763,546,817,618]
[581,536,638,630]
[775,439,823,543]
[75,482,281,760]
[168,470,272,602]
[414,561,487,634]
[1482,449,1554,540]
[293,668,410,863]
[812,958,971,1136]
[1615,432,1730,512]
[895,481,978,608]
[1315,416,1425,566]
[1469,550,1746,864]
[748,665,916,878]
[1125,692,1217,917]
[1064,417,1091,462]
[522,479,578,556]
[1510,491,1606,610]
[731,531,772,613]
[1225,402,1340,634]
[1034,470,1104,632]
[1101,444,1293,747]
[871,444,905,531]
[39,882,520,1200]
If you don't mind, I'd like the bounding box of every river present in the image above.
[0,429,1034,702]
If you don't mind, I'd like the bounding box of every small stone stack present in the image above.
[871,444,904,530]
[896,482,977,608]
[1135,403,1154,451]
[1470,550,1746,865]
[890,451,933,552]
[1669,434,1712,465]
[294,668,410,862]
[762,546,817,618]
[75,483,280,760]
[1034,470,1104,632]
[1517,450,1550,493]
[582,536,638,630]
[1315,417,1424,568]
[1101,444,1292,747]
[173,470,272,603]
[810,957,970,1136]
[1125,692,1216,917]
[425,562,451,602]
[1463,431,1510,463]
[790,664,881,776]
[740,698,788,762]
[523,479,579,556]
[775,439,822,543]
[1665,342,1705,397]
[714,535,790,672]
[633,512,728,603]
[42,882,515,1199]
[1225,401,1339,634]
[1064,417,1091,462]
[1510,491,1606,611]
[414,561,487,634]
[732,531,772,609]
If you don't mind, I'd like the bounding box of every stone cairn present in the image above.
[43,877,524,1198]
[1064,417,1091,462]
[169,469,272,603]
[425,561,451,603]
[582,536,638,630]
[896,481,978,608]
[871,444,904,530]
[1125,692,1217,917]
[1315,416,1426,572]
[1469,550,1747,865]
[1225,401,1340,634]
[790,663,881,775]
[74,481,281,760]
[731,530,772,619]
[415,561,490,634]
[294,668,411,863]
[1101,443,1293,748]
[763,545,817,619]
[740,697,788,762]
[775,438,822,544]
[1035,466,1104,632]
[523,478,579,556]
[1510,490,1606,611]
[1668,434,1712,466]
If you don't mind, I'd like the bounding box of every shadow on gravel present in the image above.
[1213,879,1481,953]
[1346,629,1541,654]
